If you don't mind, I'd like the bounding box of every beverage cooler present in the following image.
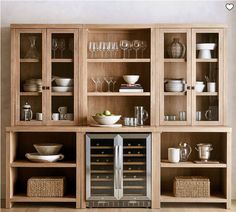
[86,133,151,207]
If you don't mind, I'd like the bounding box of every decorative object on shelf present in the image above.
[123,117,138,126]
[120,40,130,58]
[25,153,64,163]
[33,143,63,155]
[178,142,192,161]
[195,143,213,162]
[52,113,60,121]
[36,112,43,121]
[207,82,216,92]
[51,38,58,58]
[92,110,121,125]
[196,111,202,121]
[134,106,148,126]
[91,77,103,92]
[173,176,210,197]
[52,86,72,92]
[55,78,73,87]
[24,36,39,59]
[167,38,186,58]
[195,81,205,92]
[205,106,218,121]
[23,78,42,92]
[141,40,147,58]
[27,177,65,197]
[179,111,186,121]
[21,102,33,121]
[64,113,74,121]
[168,147,180,163]
[132,40,141,58]
[58,38,66,58]
[165,79,185,92]
[58,106,68,120]
[164,115,176,121]
[119,75,143,92]
[104,76,113,92]
[196,43,216,59]
[123,75,140,84]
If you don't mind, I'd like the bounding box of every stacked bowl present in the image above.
[23,78,42,92]
[165,80,184,92]
[52,78,73,92]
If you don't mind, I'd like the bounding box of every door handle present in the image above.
[118,145,123,190]
[114,145,119,189]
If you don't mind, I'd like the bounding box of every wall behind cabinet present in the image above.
[1,0,236,201]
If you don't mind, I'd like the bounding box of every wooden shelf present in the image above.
[164,58,185,63]
[196,58,218,63]
[196,92,218,96]
[11,194,76,202]
[88,92,150,96]
[20,92,42,96]
[160,193,227,203]
[20,58,40,63]
[164,92,186,96]
[51,58,73,63]
[161,160,227,168]
[51,92,73,96]
[87,58,151,63]
[11,160,76,168]
[123,162,146,165]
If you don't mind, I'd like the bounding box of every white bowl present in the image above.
[123,75,140,84]
[55,78,73,87]
[52,86,73,92]
[34,143,63,155]
[25,153,64,163]
[167,80,182,84]
[92,115,121,125]
[196,81,204,84]
[195,84,205,92]
[196,43,216,50]
[165,84,184,92]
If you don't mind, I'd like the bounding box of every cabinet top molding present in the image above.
[10,24,228,29]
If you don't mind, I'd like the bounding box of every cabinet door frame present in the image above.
[13,28,47,125]
[191,28,224,125]
[159,28,192,126]
[46,29,79,125]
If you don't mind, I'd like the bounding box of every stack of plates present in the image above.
[23,78,42,92]
[165,80,184,92]
[52,78,73,92]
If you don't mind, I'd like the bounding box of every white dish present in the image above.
[195,84,205,92]
[123,75,140,84]
[165,84,184,92]
[196,43,216,50]
[167,80,182,84]
[196,81,204,84]
[92,115,121,125]
[25,153,64,163]
[34,143,63,155]
[90,123,122,128]
[23,84,38,92]
[55,78,73,87]
[52,86,73,92]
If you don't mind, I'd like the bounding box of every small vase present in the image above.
[167,38,186,58]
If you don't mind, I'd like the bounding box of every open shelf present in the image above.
[196,58,218,63]
[51,58,73,63]
[51,92,73,96]
[20,59,40,63]
[196,92,218,96]
[87,58,150,63]
[164,58,185,63]
[20,92,42,96]
[164,92,186,96]
[88,92,150,96]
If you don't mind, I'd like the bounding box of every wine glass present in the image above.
[88,41,93,58]
[58,38,66,58]
[119,40,130,58]
[25,36,39,59]
[141,40,147,58]
[111,77,117,92]
[52,38,58,58]
[69,38,74,57]
[104,76,113,92]
[91,77,99,92]
[128,42,133,58]
[132,40,141,58]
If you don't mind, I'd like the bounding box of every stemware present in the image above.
[141,40,147,58]
[104,76,113,92]
[58,38,66,58]
[111,77,117,92]
[88,41,93,58]
[128,42,133,58]
[91,77,98,92]
[25,36,39,59]
[52,38,58,58]
[132,40,141,58]
[120,40,130,58]
[69,38,74,57]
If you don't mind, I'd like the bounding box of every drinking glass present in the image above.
[114,42,119,58]
[106,42,112,58]
[119,40,130,58]
[132,40,141,58]
[111,77,117,92]
[104,76,113,92]
[91,77,99,92]
[52,38,58,58]
[128,42,133,58]
[141,40,147,58]
[25,36,39,59]
[58,38,66,58]
[69,38,74,57]
[88,41,94,58]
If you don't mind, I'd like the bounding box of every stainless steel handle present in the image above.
[114,145,119,189]
[118,145,123,189]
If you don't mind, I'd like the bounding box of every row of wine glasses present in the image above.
[91,77,117,92]
[51,38,73,58]
[88,40,147,59]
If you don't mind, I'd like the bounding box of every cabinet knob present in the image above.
[42,86,46,90]
[191,86,195,90]
[46,86,50,90]
[187,86,191,90]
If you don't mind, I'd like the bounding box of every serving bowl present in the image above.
[34,143,63,155]
[195,83,205,92]
[123,75,140,84]
[52,86,73,92]
[25,153,64,163]
[55,78,73,87]
[196,43,216,59]
[92,115,121,125]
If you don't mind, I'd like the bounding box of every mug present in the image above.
[196,111,202,121]
[52,113,60,121]
[58,106,68,114]
[179,111,186,121]
[64,113,74,121]
[36,112,43,121]
[207,82,216,92]
[168,148,180,163]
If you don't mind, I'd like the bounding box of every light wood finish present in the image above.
[87,92,150,96]
[87,58,150,63]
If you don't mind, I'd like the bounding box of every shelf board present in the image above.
[11,194,76,202]
[88,92,150,96]
[51,58,73,63]
[11,160,76,168]
[20,58,40,63]
[161,160,227,168]
[164,92,186,96]
[20,92,42,96]
[51,92,73,96]
[87,58,151,63]
[164,58,185,63]
[160,193,227,203]
[196,92,218,96]
[196,58,218,63]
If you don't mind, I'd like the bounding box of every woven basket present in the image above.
[27,176,65,197]
[173,176,210,197]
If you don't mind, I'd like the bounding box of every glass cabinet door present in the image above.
[159,29,191,125]
[46,29,78,125]
[15,29,47,125]
[192,29,224,125]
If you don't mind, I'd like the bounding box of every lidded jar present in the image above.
[178,142,192,161]
[167,38,186,58]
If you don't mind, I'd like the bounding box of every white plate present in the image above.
[52,86,73,92]
[25,153,64,163]
[90,123,122,128]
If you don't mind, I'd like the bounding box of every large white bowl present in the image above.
[34,143,63,155]
[92,115,121,125]
[196,43,216,50]
[165,84,184,92]
[123,75,140,84]
[195,84,205,92]
[52,86,73,92]
[55,78,73,87]
[25,153,64,163]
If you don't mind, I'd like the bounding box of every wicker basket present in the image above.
[173,176,210,197]
[27,177,65,197]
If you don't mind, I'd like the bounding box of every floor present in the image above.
[1,201,236,212]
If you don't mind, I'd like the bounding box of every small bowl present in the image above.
[52,86,73,92]
[92,115,121,125]
[34,143,63,155]
[123,75,139,84]
[55,78,73,87]
[196,43,216,50]
[195,84,205,92]
[196,81,204,84]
